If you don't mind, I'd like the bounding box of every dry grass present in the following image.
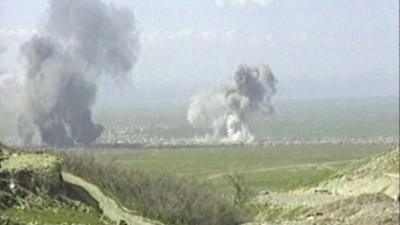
[60,152,247,225]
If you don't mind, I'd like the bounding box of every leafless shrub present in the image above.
[60,152,247,225]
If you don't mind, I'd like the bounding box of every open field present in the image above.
[80,143,393,193]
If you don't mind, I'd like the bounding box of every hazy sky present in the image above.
[0,0,398,104]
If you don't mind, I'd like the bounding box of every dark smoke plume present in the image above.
[187,64,277,143]
[18,0,139,147]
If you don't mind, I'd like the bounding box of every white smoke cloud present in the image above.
[187,64,277,143]
[0,65,23,141]
[0,73,22,112]
[0,45,16,108]
[216,0,274,8]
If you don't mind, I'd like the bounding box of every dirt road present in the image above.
[62,172,163,225]
[207,160,352,180]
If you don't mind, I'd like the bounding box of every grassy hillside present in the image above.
[1,142,397,225]
[249,149,400,224]
[61,152,247,225]
[0,144,109,225]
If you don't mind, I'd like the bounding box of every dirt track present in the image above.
[207,160,352,180]
[62,172,163,225]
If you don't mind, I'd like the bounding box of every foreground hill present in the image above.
[0,142,398,225]
[0,143,162,225]
[250,148,400,225]
[0,144,107,224]
[0,143,243,225]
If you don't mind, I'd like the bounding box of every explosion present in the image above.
[17,0,140,147]
[187,64,277,143]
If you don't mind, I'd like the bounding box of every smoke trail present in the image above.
[187,64,277,143]
[17,0,140,147]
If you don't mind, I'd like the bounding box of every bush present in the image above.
[225,172,253,205]
[60,152,247,225]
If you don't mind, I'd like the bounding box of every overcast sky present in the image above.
[0,0,398,104]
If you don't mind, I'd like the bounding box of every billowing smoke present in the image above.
[187,64,277,143]
[17,0,139,147]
